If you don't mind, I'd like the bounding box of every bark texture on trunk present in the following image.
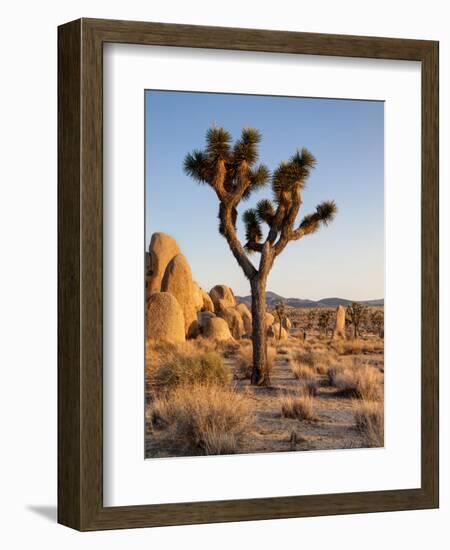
[250,277,270,386]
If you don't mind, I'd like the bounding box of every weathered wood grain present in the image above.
[58,18,439,531]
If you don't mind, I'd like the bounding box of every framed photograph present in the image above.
[58,18,439,530]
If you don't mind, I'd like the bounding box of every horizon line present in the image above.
[235,292,384,303]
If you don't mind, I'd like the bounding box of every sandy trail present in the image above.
[229,352,366,454]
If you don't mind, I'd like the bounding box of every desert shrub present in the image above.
[234,346,253,380]
[292,349,335,374]
[353,400,384,447]
[267,346,276,370]
[191,336,221,353]
[215,339,247,358]
[302,380,318,397]
[153,352,230,389]
[280,393,317,421]
[234,344,276,380]
[202,432,243,455]
[355,367,383,400]
[336,339,384,355]
[273,338,298,349]
[146,338,217,372]
[147,384,251,455]
[290,360,315,380]
[330,340,345,355]
[328,365,382,400]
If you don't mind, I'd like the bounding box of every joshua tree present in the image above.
[184,126,337,385]
[346,302,367,339]
[302,309,316,341]
[371,309,384,338]
[318,310,333,339]
[274,301,286,340]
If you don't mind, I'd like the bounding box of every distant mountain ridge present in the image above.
[236,291,384,309]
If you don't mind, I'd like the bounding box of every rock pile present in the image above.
[145,232,292,344]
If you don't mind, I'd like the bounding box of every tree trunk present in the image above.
[250,277,270,386]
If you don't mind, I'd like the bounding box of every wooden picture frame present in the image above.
[58,18,439,531]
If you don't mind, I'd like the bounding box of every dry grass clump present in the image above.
[305,336,320,347]
[192,336,222,353]
[332,338,384,356]
[302,380,318,397]
[267,345,277,367]
[234,349,253,380]
[273,338,298,350]
[234,345,276,380]
[290,360,315,380]
[330,340,345,355]
[353,400,384,447]
[216,338,251,358]
[147,384,251,455]
[152,351,230,389]
[146,338,217,371]
[328,365,382,400]
[280,393,317,421]
[291,349,336,375]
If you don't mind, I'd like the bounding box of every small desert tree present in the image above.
[302,309,316,341]
[346,302,367,339]
[184,126,337,385]
[274,301,286,340]
[318,310,333,339]
[371,309,384,337]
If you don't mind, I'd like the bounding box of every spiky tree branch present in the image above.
[242,147,337,258]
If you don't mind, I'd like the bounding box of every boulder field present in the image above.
[145,232,292,343]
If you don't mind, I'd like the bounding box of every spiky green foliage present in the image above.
[240,165,271,201]
[233,127,261,164]
[184,126,269,199]
[272,161,298,199]
[249,164,270,189]
[290,147,317,174]
[243,208,262,246]
[299,200,338,235]
[271,147,316,202]
[256,199,275,225]
[206,127,232,161]
[183,150,210,184]
[316,200,337,225]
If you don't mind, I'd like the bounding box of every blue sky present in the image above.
[145,91,384,301]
